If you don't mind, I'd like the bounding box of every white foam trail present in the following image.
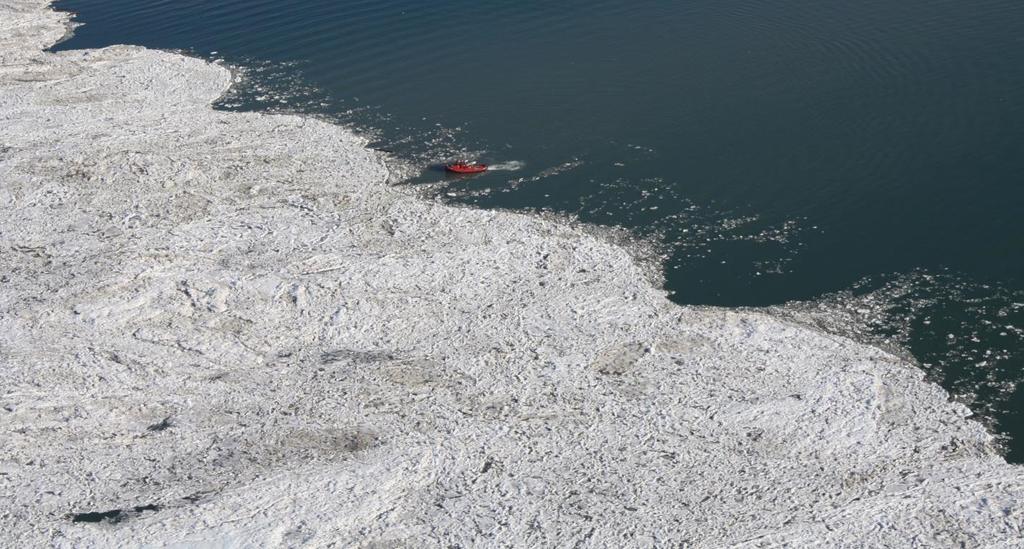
[486,160,525,171]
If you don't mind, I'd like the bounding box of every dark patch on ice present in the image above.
[320,349,395,365]
[340,429,378,452]
[146,416,173,432]
[70,504,160,524]
[592,343,649,375]
[182,490,214,504]
[746,428,765,442]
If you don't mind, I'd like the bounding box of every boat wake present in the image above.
[485,160,525,171]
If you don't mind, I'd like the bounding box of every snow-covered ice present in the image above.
[1,1,1022,546]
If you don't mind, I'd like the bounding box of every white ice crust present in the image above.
[1,1,1022,546]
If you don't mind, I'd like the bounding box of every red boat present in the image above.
[446,161,488,174]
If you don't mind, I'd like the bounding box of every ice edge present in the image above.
[2,0,1022,546]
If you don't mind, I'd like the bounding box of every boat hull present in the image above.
[446,163,488,174]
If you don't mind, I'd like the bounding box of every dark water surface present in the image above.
[53,0,1024,458]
